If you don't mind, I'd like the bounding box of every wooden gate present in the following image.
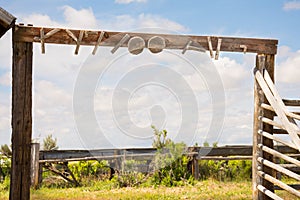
[253,55,300,199]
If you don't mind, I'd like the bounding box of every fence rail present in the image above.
[39,145,298,163]
[254,68,300,199]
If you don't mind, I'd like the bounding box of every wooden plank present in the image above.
[258,157,300,181]
[13,25,278,54]
[286,112,300,121]
[39,153,156,163]
[260,117,284,129]
[252,54,265,200]
[262,54,276,200]
[10,39,33,200]
[280,164,300,172]
[261,103,300,120]
[198,156,252,160]
[258,131,298,150]
[283,99,300,107]
[273,129,288,134]
[39,146,296,163]
[274,184,300,191]
[0,7,16,38]
[198,146,253,156]
[258,171,300,198]
[30,142,40,189]
[255,70,300,149]
[258,144,300,167]
[263,69,300,130]
[257,185,283,200]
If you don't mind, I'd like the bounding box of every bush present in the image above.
[68,160,111,181]
[198,160,252,181]
[0,176,10,190]
[0,154,11,182]
[111,171,146,188]
[150,126,192,186]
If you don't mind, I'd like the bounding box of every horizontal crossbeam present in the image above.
[14,25,278,54]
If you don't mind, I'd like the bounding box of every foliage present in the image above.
[150,125,192,186]
[43,134,59,150]
[0,176,10,191]
[151,125,171,149]
[0,147,11,182]
[0,144,11,158]
[0,127,252,191]
[68,160,110,181]
[111,171,146,188]
[198,159,252,181]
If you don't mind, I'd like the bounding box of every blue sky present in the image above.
[0,0,300,149]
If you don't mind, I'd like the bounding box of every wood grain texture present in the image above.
[252,54,265,200]
[283,99,300,107]
[0,7,16,38]
[10,39,32,200]
[13,25,278,54]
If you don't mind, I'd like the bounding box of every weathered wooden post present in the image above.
[253,54,275,200]
[192,152,199,180]
[253,54,265,200]
[114,149,121,171]
[31,142,40,189]
[10,29,33,200]
[188,147,199,180]
[261,54,276,200]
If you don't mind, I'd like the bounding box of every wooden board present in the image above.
[39,146,297,162]
[0,7,16,38]
[13,25,278,54]
[10,41,32,200]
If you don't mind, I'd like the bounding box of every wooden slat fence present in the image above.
[254,68,300,199]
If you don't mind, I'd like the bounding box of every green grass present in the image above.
[0,180,298,199]
[1,179,252,200]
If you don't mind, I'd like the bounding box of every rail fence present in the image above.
[28,144,299,189]
[253,67,300,199]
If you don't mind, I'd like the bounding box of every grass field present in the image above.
[0,179,297,200]
[0,179,298,199]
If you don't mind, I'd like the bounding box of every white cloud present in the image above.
[61,6,98,29]
[277,45,294,59]
[98,13,188,33]
[22,14,61,28]
[213,56,249,89]
[277,49,300,83]
[283,1,300,11]
[115,0,147,4]
[0,6,192,148]
[22,6,98,29]
[0,32,12,70]
[0,72,11,87]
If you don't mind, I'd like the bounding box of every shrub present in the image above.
[68,160,111,181]
[150,126,192,186]
[0,154,11,182]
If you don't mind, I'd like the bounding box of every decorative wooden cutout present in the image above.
[148,36,166,53]
[240,45,247,54]
[111,34,130,54]
[34,28,61,54]
[207,36,214,58]
[128,36,145,55]
[215,38,222,60]
[182,40,206,54]
[92,31,105,55]
[65,29,84,55]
